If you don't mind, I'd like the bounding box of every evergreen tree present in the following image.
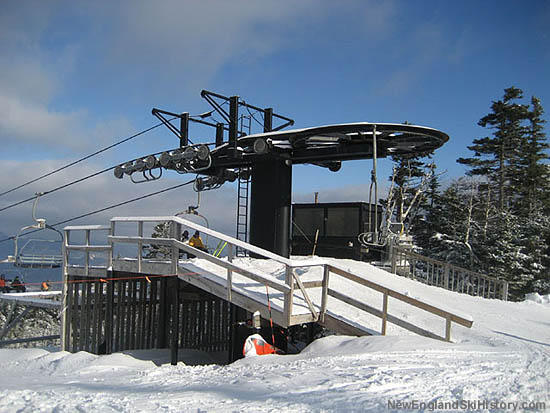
[142,222,172,259]
[518,208,550,296]
[387,153,435,237]
[478,210,527,298]
[457,87,529,211]
[411,167,441,252]
[415,87,550,300]
[515,96,550,215]
[418,178,486,269]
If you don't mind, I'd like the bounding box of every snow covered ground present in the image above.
[0,258,549,412]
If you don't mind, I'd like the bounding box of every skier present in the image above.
[12,276,26,293]
[181,230,189,243]
[189,231,208,253]
[0,274,6,293]
[180,230,191,259]
[41,280,51,291]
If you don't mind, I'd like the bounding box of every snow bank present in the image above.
[525,292,550,305]
[0,257,549,412]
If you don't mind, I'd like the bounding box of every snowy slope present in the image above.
[0,258,549,412]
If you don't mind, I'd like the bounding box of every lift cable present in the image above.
[0,165,116,214]
[0,178,195,244]
[0,147,173,215]
[240,98,265,129]
[0,119,174,199]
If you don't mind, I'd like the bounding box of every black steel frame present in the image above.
[115,91,450,257]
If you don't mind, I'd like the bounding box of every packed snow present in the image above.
[0,258,549,412]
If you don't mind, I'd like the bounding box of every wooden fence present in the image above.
[62,216,476,359]
[64,273,235,357]
[319,264,473,342]
[391,247,508,301]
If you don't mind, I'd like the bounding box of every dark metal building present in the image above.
[291,202,382,261]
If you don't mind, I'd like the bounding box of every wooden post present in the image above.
[148,279,157,348]
[207,298,213,352]
[170,278,179,365]
[228,303,237,363]
[171,221,180,276]
[71,282,79,353]
[138,221,143,273]
[283,266,294,325]
[158,277,168,348]
[79,282,88,351]
[227,244,233,301]
[105,272,114,354]
[443,263,450,290]
[124,280,131,350]
[84,282,92,351]
[62,279,72,351]
[115,279,123,352]
[138,279,146,349]
[91,281,99,354]
[501,281,508,302]
[109,221,115,268]
[85,229,90,277]
[61,230,70,351]
[391,247,398,274]
[381,291,388,335]
[198,300,205,349]
[312,229,320,256]
[61,292,69,351]
[320,266,330,322]
[129,279,137,349]
[445,315,451,342]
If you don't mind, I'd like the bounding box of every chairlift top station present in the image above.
[114,90,449,257]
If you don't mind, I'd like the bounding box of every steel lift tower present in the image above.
[114,90,449,258]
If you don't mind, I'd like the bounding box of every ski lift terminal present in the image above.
[113,90,449,257]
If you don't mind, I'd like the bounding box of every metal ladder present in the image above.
[236,170,250,256]
[236,114,252,256]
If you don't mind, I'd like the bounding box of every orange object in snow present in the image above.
[243,334,278,357]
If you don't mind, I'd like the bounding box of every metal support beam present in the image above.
[249,158,292,257]
[180,112,189,147]
[264,108,273,133]
[229,96,239,157]
[215,122,224,147]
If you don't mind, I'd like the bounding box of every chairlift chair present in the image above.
[175,189,211,245]
[6,193,63,269]
[15,238,63,268]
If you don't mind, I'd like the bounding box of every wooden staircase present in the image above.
[63,216,473,344]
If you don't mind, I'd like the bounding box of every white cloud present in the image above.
[92,0,325,89]
[0,59,57,105]
[0,159,238,243]
[0,95,89,150]
[0,2,134,154]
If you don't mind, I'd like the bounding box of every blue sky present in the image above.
[0,0,549,240]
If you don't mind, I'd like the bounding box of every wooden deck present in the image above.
[62,216,473,350]
[0,291,62,310]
